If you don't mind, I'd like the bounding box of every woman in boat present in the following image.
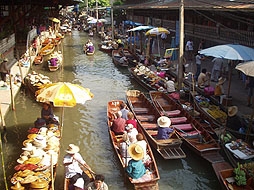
[126,112,137,129]
[136,133,150,164]
[125,144,146,179]
[41,102,54,125]
[226,106,245,134]
[87,174,108,190]
[111,111,126,135]
[164,76,176,93]
[120,133,132,166]
[63,144,91,190]
[126,124,138,144]
[120,102,129,120]
[157,116,174,140]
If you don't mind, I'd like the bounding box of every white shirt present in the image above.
[196,55,202,65]
[136,140,147,160]
[127,128,138,143]
[63,153,86,178]
[212,58,223,70]
[186,41,193,51]
[120,108,129,120]
[165,80,175,93]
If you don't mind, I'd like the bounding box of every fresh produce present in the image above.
[240,162,254,178]
[207,108,227,123]
[221,133,232,143]
[199,101,209,108]
[234,163,247,186]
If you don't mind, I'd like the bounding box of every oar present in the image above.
[74,157,96,179]
[0,130,8,190]
[191,124,204,143]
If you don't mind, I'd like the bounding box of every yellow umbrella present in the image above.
[36,82,93,134]
[145,27,170,36]
[48,17,60,23]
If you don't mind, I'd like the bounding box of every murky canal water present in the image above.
[1,31,220,189]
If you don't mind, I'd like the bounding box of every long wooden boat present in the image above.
[112,50,128,67]
[40,43,55,56]
[34,55,43,65]
[64,165,94,190]
[149,91,222,162]
[219,169,254,190]
[48,52,63,71]
[128,67,157,91]
[126,90,186,159]
[98,43,113,54]
[107,100,160,189]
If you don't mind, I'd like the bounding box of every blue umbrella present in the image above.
[127,26,154,32]
[199,44,254,61]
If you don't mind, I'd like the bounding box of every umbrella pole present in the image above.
[60,107,64,137]
[245,107,254,142]
[157,35,160,58]
[8,71,15,111]
[0,103,6,131]
[226,61,233,107]
[146,36,151,60]
[133,31,136,54]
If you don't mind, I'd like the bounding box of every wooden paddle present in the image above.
[73,157,96,179]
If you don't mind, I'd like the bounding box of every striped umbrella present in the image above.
[145,27,170,36]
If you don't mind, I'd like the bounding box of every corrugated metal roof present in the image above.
[115,0,254,11]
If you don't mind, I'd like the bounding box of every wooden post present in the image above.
[178,0,184,91]
[60,107,64,137]
[96,0,99,32]
[51,154,54,190]
[0,103,6,130]
[18,61,24,84]
[29,39,32,69]
[133,31,136,54]
[8,71,15,111]
[110,0,114,40]
[140,32,143,55]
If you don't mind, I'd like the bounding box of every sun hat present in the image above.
[46,131,55,138]
[24,157,41,165]
[30,149,46,158]
[33,135,47,143]
[10,181,25,190]
[18,169,35,178]
[38,127,48,136]
[21,175,38,184]
[74,178,84,189]
[22,143,36,151]
[66,144,80,154]
[157,116,171,128]
[17,156,29,164]
[27,134,37,139]
[128,144,144,161]
[21,151,31,157]
[228,106,238,117]
[23,139,33,147]
[126,124,134,130]
[30,178,49,189]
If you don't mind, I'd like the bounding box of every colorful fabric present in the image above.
[126,119,137,129]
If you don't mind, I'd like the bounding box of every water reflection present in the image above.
[1,30,220,190]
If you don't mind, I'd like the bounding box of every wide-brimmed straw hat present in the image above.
[21,175,38,184]
[22,143,36,151]
[157,116,171,128]
[10,181,24,190]
[128,144,144,161]
[30,179,49,189]
[228,106,238,117]
[66,144,80,154]
[17,156,28,164]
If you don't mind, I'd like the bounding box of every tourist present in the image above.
[157,116,174,140]
[120,103,129,120]
[41,102,54,125]
[63,144,91,190]
[126,124,138,144]
[195,53,205,80]
[120,133,132,166]
[111,111,126,135]
[87,174,108,190]
[214,77,226,104]
[136,133,150,163]
[247,76,254,107]
[198,39,205,51]
[125,144,146,179]
[185,40,194,61]
[211,58,223,82]
[198,68,210,88]
[126,112,137,129]
[164,76,175,93]
[0,58,9,83]
[226,106,244,133]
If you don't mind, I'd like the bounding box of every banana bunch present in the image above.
[207,109,227,122]
[234,163,247,186]
[240,162,254,178]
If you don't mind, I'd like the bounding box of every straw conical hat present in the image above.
[228,106,238,117]
[128,144,144,161]
[30,179,48,188]
[11,182,25,190]
[157,116,171,128]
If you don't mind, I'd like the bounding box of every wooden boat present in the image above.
[107,100,160,189]
[88,32,94,37]
[84,45,95,56]
[34,55,43,65]
[40,43,55,56]
[128,67,157,91]
[48,51,63,71]
[149,91,222,161]
[42,38,61,47]
[98,43,113,54]
[64,165,94,190]
[126,90,186,159]
[219,169,254,190]
[112,50,128,67]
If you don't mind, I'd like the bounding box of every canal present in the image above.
[1,30,220,189]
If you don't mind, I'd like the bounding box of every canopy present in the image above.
[98,19,108,23]
[87,17,95,21]
[88,19,97,24]
[236,61,254,77]
[124,21,143,26]
[199,44,254,61]
[48,17,60,23]
[145,27,170,36]
[127,26,154,32]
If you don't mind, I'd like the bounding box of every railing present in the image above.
[0,34,15,55]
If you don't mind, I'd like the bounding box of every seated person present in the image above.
[120,103,129,120]
[198,68,210,88]
[87,174,108,190]
[136,133,150,163]
[119,56,128,65]
[41,102,54,125]
[214,77,226,104]
[157,116,174,140]
[226,106,245,133]
[164,76,176,93]
[87,45,94,53]
[120,133,132,166]
[126,124,138,144]
[111,111,126,135]
[125,144,146,179]
[126,112,137,129]
[50,58,58,66]
[118,47,124,57]
[86,40,93,47]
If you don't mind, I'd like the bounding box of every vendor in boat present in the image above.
[87,174,108,190]
[126,112,137,129]
[41,102,54,125]
[214,77,226,104]
[120,102,129,120]
[226,106,245,133]
[164,76,176,93]
[125,144,146,179]
[63,144,91,190]
[111,111,126,135]
[157,116,174,140]
[198,68,211,88]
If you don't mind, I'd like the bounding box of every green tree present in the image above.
[79,0,110,9]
